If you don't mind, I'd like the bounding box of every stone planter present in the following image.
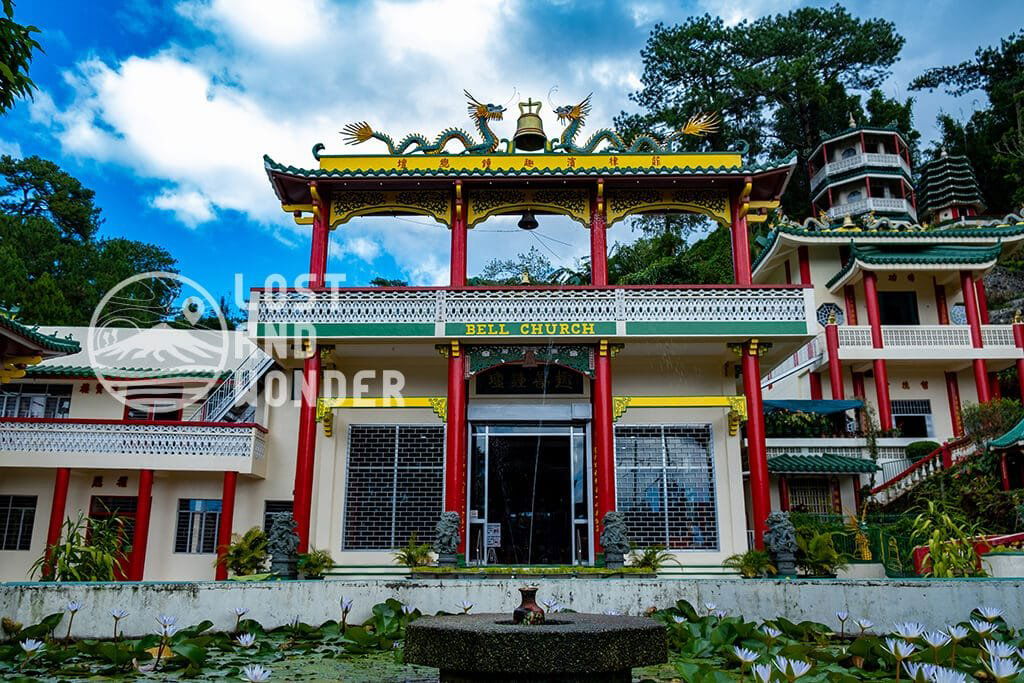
[437,553,458,568]
[983,552,1024,577]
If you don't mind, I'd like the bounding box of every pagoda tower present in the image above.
[807,116,916,223]
[917,149,986,225]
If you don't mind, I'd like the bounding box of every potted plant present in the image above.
[626,546,680,575]
[796,531,848,577]
[764,512,798,577]
[723,549,777,578]
[394,532,432,569]
[216,527,269,577]
[296,547,334,580]
[600,511,630,569]
[433,512,461,568]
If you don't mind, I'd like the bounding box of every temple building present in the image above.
[2,95,1023,580]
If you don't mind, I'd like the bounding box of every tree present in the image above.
[623,5,909,218]
[370,277,409,287]
[911,32,1024,212]
[0,155,179,326]
[0,0,41,115]
[471,246,556,285]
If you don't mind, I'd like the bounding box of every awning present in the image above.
[990,416,1024,450]
[763,399,863,415]
[768,454,879,475]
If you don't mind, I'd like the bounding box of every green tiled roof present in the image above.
[0,316,80,354]
[768,453,879,474]
[918,155,985,217]
[25,365,229,380]
[825,243,1001,288]
[990,416,1024,450]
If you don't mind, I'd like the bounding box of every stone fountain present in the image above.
[404,586,667,682]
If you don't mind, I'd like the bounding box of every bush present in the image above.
[29,511,129,581]
[216,527,269,576]
[961,398,1024,449]
[905,440,940,463]
[393,533,432,568]
[722,549,777,578]
[297,547,334,578]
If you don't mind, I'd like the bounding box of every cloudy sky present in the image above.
[4,0,1020,302]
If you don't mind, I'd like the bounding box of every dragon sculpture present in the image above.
[341,91,505,155]
[552,93,720,153]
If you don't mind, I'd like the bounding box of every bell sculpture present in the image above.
[512,99,546,152]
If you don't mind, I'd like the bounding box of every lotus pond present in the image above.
[2,597,1022,682]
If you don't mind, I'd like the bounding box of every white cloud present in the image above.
[0,138,22,158]
[151,188,215,226]
[695,0,802,25]
[177,0,333,50]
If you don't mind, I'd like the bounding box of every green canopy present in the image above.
[768,454,879,475]
[763,399,862,415]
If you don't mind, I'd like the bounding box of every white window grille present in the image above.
[0,494,36,551]
[174,499,221,554]
[891,399,933,438]
[788,477,833,514]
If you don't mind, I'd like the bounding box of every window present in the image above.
[878,291,920,325]
[614,425,718,551]
[788,477,834,514]
[174,499,222,553]
[343,425,444,550]
[124,389,183,420]
[841,146,857,159]
[846,190,862,201]
[892,399,933,438]
[263,500,294,533]
[0,495,37,550]
[0,384,71,418]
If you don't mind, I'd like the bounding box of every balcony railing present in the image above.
[810,152,911,189]
[826,197,916,221]
[0,418,268,476]
[836,324,1018,357]
[250,286,815,339]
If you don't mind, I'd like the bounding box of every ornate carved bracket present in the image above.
[466,188,590,228]
[605,188,730,227]
[315,396,448,434]
[609,395,748,435]
[329,189,452,228]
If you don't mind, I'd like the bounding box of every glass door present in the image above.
[468,423,592,565]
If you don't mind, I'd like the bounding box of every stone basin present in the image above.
[404,612,667,682]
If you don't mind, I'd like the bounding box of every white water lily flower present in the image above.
[946,625,969,640]
[235,633,257,648]
[753,663,773,683]
[703,602,717,613]
[883,637,917,659]
[977,606,1004,621]
[762,625,782,639]
[970,619,995,635]
[156,615,177,627]
[20,639,44,653]
[922,631,951,649]
[893,622,925,639]
[540,598,558,610]
[734,646,759,664]
[66,600,82,613]
[773,655,812,678]
[341,597,353,612]
[161,624,179,638]
[986,657,1021,682]
[836,611,849,622]
[714,609,729,619]
[672,615,686,624]
[458,600,473,614]
[927,667,967,683]
[603,609,620,616]
[983,641,1018,660]
[904,661,924,680]
[234,607,250,617]
[240,664,272,682]
[111,608,128,619]
[855,618,874,633]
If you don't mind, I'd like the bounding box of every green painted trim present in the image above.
[445,322,616,337]
[625,321,807,335]
[257,322,436,337]
[0,316,80,354]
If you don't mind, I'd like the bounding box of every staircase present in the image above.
[870,436,976,506]
[186,349,275,423]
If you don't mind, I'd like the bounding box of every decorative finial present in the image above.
[848,112,857,128]
[827,310,837,325]
[940,146,948,158]
[1014,309,1023,325]
[842,213,855,228]
[520,269,531,284]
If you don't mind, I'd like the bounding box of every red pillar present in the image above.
[730,183,753,285]
[129,470,153,581]
[1000,454,1011,491]
[778,476,791,512]
[976,280,990,324]
[593,341,615,554]
[444,346,467,552]
[742,341,769,549]
[863,271,892,430]
[590,180,608,287]
[935,282,950,325]
[809,372,823,400]
[945,371,964,437]
[825,323,845,399]
[961,270,991,403]
[44,468,71,577]
[215,471,237,580]
[843,286,859,325]
[797,246,811,285]
[293,196,329,553]
[450,180,467,287]
[1014,322,1024,401]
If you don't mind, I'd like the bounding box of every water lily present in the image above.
[762,625,782,645]
[64,600,82,641]
[893,622,925,640]
[927,667,967,683]
[402,605,415,616]
[836,611,849,638]
[946,625,968,640]
[603,609,620,616]
[703,601,717,614]
[340,597,353,629]
[903,661,924,681]
[773,655,812,681]
[856,618,874,635]
[734,646,759,664]
[986,656,1021,682]
[970,618,995,635]
[752,663,773,683]
[20,639,44,654]
[982,641,1017,660]
[234,607,250,632]
[458,600,473,614]
[156,615,177,628]
[921,631,950,663]
[111,608,128,640]
[160,624,179,638]
[541,598,559,611]
[241,663,272,682]
[235,633,257,648]
[672,615,686,624]
[714,609,729,619]
[976,606,1004,622]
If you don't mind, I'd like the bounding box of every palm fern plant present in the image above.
[216,527,269,576]
[393,533,432,568]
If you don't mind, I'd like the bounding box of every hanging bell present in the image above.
[518,210,539,230]
[513,98,546,152]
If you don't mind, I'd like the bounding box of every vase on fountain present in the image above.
[512,586,545,625]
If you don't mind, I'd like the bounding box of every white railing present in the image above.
[810,153,910,188]
[826,198,915,221]
[763,334,824,386]
[871,437,977,506]
[0,419,266,473]
[187,349,275,422]
[838,324,1017,353]
[837,326,874,347]
[982,325,1016,348]
[251,286,813,336]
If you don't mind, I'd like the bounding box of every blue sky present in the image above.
[3,0,1021,303]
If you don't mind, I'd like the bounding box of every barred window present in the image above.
[892,399,933,438]
[615,425,718,550]
[788,477,833,515]
[263,500,293,533]
[174,499,221,553]
[0,495,37,550]
[343,425,444,550]
[0,384,71,418]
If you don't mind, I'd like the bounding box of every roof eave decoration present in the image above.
[811,124,907,155]
[24,365,231,381]
[767,453,880,474]
[825,243,1002,291]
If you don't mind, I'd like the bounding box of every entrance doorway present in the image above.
[468,424,591,565]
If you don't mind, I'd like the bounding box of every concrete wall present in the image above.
[3,578,1022,637]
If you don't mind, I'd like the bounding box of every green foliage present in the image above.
[471,246,556,285]
[29,511,129,582]
[961,398,1024,449]
[296,547,334,579]
[765,410,836,438]
[627,546,682,572]
[795,530,848,576]
[216,527,269,577]
[913,501,987,577]
[392,533,432,568]
[369,277,409,287]
[0,0,42,115]
[722,550,777,578]
[905,440,941,463]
